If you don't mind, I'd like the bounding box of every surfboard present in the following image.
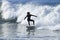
[26,26,35,31]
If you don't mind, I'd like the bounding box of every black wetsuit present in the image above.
[27,14,33,21]
[24,14,37,25]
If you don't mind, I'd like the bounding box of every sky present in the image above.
[0,0,2,2]
[7,0,60,3]
[9,0,60,2]
[3,0,60,6]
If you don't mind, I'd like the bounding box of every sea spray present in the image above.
[2,0,16,19]
[1,0,60,30]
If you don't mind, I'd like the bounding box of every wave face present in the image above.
[1,0,60,30]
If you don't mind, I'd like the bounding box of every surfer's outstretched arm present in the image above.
[31,15,37,17]
[24,16,27,20]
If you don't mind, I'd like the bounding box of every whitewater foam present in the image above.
[1,0,60,30]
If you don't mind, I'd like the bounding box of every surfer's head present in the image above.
[27,12,30,15]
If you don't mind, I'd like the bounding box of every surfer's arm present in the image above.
[31,15,37,17]
[24,16,27,20]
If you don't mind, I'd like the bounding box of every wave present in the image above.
[1,0,60,30]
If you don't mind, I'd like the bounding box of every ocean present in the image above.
[0,23,60,40]
[0,0,60,40]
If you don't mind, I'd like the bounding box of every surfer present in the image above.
[24,12,37,26]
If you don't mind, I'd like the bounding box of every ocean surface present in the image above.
[0,23,60,40]
[1,0,60,40]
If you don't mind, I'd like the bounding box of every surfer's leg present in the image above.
[28,21,30,26]
[27,19,30,26]
[33,20,35,25]
[30,19,35,25]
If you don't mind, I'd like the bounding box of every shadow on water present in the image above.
[0,23,60,40]
[26,26,35,35]
[0,23,36,38]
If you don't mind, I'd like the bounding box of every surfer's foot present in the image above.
[28,24,30,26]
[33,24,35,25]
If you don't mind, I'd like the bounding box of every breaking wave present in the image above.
[1,0,60,30]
